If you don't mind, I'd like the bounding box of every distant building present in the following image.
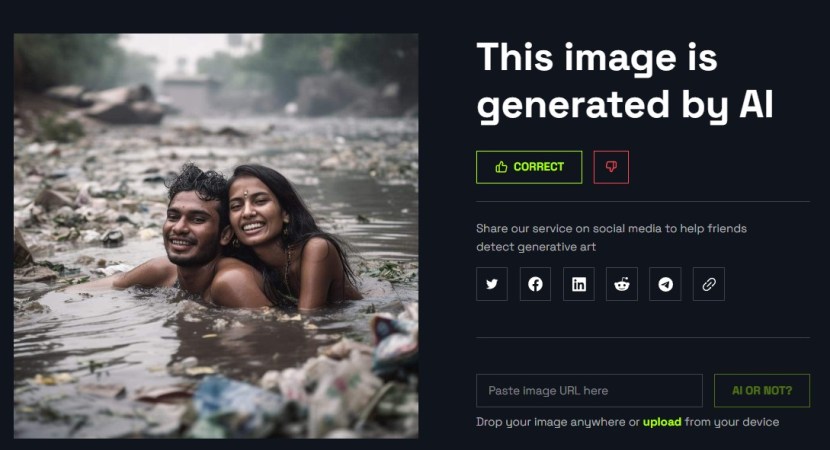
[159,75,221,116]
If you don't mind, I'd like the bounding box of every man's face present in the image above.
[163,191,222,267]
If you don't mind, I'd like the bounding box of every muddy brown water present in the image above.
[13,116,418,437]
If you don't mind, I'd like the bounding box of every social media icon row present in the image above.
[476,267,725,301]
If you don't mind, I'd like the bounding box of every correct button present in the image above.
[476,150,583,184]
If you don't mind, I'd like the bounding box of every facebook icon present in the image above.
[521,268,551,301]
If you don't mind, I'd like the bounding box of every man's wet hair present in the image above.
[165,162,229,230]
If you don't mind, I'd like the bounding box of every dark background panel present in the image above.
[419,7,825,446]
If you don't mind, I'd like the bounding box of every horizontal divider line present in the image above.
[476,200,811,203]
[476,336,810,339]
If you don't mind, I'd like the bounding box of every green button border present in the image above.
[713,373,811,408]
[476,150,583,185]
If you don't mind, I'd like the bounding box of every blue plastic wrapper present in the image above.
[189,375,286,438]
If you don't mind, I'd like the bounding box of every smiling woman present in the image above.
[226,164,362,310]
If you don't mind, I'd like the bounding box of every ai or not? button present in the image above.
[714,374,810,408]
[476,150,583,184]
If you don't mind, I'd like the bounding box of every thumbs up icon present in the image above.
[495,161,508,174]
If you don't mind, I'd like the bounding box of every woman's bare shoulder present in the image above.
[300,237,336,262]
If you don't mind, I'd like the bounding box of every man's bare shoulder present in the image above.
[113,257,178,289]
[209,257,269,308]
[212,257,264,290]
[216,257,259,273]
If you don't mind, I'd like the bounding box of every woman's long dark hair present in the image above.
[227,164,357,307]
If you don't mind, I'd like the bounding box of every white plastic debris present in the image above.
[93,263,134,277]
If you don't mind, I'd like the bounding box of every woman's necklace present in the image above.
[284,244,293,298]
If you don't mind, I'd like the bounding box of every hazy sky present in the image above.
[119,34,261,79]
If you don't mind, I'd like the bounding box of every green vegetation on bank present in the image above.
[15,33,418,114]
[203,34,418,111]
[14,34,157,91]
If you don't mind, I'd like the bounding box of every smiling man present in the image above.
[82,163,271,308]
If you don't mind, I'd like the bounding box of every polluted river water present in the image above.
[13,115,419,437]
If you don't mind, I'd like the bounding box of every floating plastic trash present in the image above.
[189,375,287,438]
[371,315,418,377]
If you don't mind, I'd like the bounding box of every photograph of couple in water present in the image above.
[13,33,418,438]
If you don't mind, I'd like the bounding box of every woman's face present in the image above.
[228,175,289,248]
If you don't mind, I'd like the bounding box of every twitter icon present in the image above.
[477,268,507,301]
